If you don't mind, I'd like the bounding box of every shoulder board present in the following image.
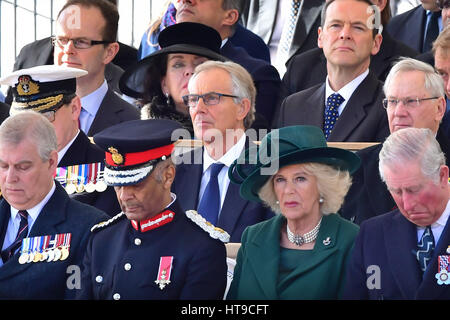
[91,212,126,233]
[185,210,230,243]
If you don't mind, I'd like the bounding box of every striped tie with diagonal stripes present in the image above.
[1,210,29,263]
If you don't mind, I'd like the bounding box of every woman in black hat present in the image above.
[120,22,226,135]
[226,125,361,300]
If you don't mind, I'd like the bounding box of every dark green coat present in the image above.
[227,213,359,300]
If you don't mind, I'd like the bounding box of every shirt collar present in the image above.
[325,69,369,103]
[435,198,450,228]
[203,133,246,172]
[57,130,80,165]
[10,182,56,227]
[80,79,108,117]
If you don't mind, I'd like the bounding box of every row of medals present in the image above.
[64,179,108,195]
[18,235,70,264]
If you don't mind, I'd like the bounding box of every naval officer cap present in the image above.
[93,119,183,186]
[0,65,87,115]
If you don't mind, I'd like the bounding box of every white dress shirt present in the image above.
[416,199,450,245]
[79,80,108,134]
[57,130,80,165]
[198,134,247,220]
[325,69,369,115]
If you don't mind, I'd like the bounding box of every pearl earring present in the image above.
[319,197,324,204]
[165,92,170,105]
[275,200,280,205]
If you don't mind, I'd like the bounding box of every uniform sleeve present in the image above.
[74,233,95,300]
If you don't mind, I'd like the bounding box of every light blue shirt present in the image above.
[79,80,108,134]
[423,10,443,46]
[0,182,56,267]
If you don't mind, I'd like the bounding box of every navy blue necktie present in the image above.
[1,210,29,263]
[413,226,435,273]
[423,11,440,53]
[324,93,345,140]
[197,163,225,225]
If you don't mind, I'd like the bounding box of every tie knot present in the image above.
[18,210,28,220]
[327,93,345,105]
[209,163,225,177]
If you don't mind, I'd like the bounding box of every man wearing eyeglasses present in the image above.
[172,60,274,243]
[0,65,121,217]
[340,57,449,224]
[53,0,139,136]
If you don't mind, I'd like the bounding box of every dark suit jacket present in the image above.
[274,72,390,142]
[86,88,140,137]
[221,41,281,127]
[343,209,450,299]
[77,200,227,299]
[240,0,324,60]
[0,102,10,125]
[172,147,275,243]
[386,5,427,53]
[7,37,125,102]
[58,131,121,216]
[280,31,419,101]
[340,128,450,224]
[0,182,108,299]
[229,23,271,63]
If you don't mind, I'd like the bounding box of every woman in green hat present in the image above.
[226,125,361,300]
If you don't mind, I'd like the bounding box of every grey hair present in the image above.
[188,60,256,129]
[0,111,57,162]
[258,162,352,215]
[379,127,446,184]
[384,57,445,98]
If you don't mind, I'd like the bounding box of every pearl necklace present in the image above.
[286,218,322,246]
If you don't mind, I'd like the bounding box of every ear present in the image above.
[317,27,323,48]
[439,165,449,187]
[371,33,383,56]
[223,9,239,27]
[70,96,82,120]
[162,164,175,190]
[436,96,446,122]
[161,76,169,95]
[103,42,120,65]
[236,98,251,122]
[48,150,59,172]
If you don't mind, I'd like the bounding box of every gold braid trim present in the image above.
[12,94,64,112]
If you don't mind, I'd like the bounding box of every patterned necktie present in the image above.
[197,163,225,225]
[1,210,29,263]
[275,0,301,75]
[423,11,441,53]
[413,226,435,273]
[324,93,345,140]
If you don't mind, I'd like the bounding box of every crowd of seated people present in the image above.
[0,0,449,301]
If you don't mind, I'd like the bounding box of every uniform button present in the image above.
[134,238,141,246]
[113,293,121,300]
[95,275,103,283]
[124,263,132,271]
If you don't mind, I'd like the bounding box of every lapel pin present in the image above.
[323,237,331,246]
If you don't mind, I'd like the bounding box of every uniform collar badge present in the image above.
[130,210,175,233]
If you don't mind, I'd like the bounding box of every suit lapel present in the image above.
[246,215,283,299]
[217,182,248,235]
[291,0,323,56]
[174,148,203,211]
[87,89,122,136]
[257,0,279,43]
[0,184,68,280]
[299,84,326,128]
[329,73,377,141]
[383,211,422,299]
[417,216,450,299]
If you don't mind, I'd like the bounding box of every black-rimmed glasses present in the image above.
[182,92,241,108]
[51,36,113,49]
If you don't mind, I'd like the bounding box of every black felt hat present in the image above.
[119,22,226,98]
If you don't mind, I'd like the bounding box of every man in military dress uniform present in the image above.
[0,65,121,216]
[76,119,228,300]
[0,112,108,299]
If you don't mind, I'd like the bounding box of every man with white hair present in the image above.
[343,127,450,299]
[340,57,448,224]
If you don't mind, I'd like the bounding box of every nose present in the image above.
[5,167,18,184]
[62,39,76,55]
[339,23,352,40]
[184,64,195,77]
[401,192,416,213]
[392,100,409,117]
[116,186,134,202]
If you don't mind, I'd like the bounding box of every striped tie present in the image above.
[1,210,29,263]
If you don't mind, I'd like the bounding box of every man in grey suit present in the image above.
[240,0,325,76]
[53,0,139,136]
[274,0,389,142]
